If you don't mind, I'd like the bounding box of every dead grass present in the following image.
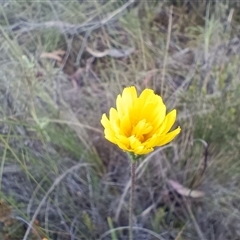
[0,1,240,239]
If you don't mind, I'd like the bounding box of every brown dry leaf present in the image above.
[168,179,205,198]
[40,50,66,62]
[0,200,12,222]
[86,46,135,58]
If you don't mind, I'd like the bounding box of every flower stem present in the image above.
[129,162,136,240]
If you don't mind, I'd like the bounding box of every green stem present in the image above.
[129,161,136,240]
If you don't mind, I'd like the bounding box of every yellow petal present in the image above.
[132,119,152,137]
[156,127,181,146]
[104,129,116,144]
[120,115,132,136]
[100,113,110,128]
[122,86,137,107]
[109,108,121,133]
[139,102,156,120]
[109,108,119,122]
[135,147,154,155]
[133,146,145,154]
[116,94,124,117]
[139,88,155,102]
[129,98,144,124]
[144,134,158,148]
[122,86,137,99]
[148,104,166,130]
[129,135,142,150]
[116,86,137,118]
[116,134,130,147]
[157,109,177,135]
[116,141,129,151]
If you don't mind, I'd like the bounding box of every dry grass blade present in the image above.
[184,198,206,240]
[161,5,173,96]
[99,226,167,240]
[22,162,92,240]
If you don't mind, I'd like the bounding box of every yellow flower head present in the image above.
[101,86,181,155]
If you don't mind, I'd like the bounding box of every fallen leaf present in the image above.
[106,47,135,58]
[40,50,65,62]
[86,46,135,58]
[168,179,205,198]
[0,200,12,222]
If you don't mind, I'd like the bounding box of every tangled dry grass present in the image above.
[1,1,240,239]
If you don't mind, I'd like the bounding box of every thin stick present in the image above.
[115,145,172,221]
[161,5,173,96]
[129,162,136,240]
[99,226,166,240]
[26,117,102,134]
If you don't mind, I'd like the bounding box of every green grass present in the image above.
[1,1,240,239]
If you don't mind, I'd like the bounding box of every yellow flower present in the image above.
[101,86,181,155]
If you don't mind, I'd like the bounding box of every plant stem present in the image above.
[129,162,136,240]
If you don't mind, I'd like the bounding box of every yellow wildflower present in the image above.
[101,86,181,155]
